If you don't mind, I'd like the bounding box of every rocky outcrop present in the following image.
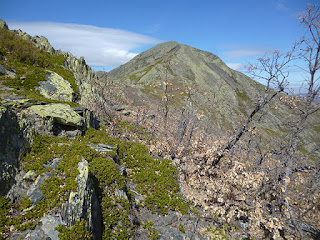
[11,27,99,109]
[0,104,29,196]
[0,64,17,78]
[61,52,99,108]
[7,157,100,240]
[0,19,8,29]
[37,71,74,102]
[25,103,84,127]
[21,103,98,136]
[63,157,102,240]
[14,29,56,55]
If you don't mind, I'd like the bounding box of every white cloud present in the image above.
[226,63,245,71]
[7,21,161,67]
[223,49,265,58]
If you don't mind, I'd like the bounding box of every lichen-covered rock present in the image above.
[25,103,84,128]
[62,52,99,108]
[63,157,102,239]
[37,71,74,102]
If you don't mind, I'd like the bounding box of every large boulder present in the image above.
[25,103,84,128]
[37,71,74,102]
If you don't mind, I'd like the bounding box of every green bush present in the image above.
[56,220,92,240]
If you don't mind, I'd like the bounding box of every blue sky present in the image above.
[1,0,318,90]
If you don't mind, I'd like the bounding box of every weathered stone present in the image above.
[37,71,74,102]
[27,175,48,205]
[98,143,116,149]
[73,106,99,130]
[1,99,39,109]
[25,103,84,128]
[0,64,17,78]
[64,157,102,240]
[43,157,61,170]
[7,215,63,240]
[40,215,64,240]
[14,30,55,55]
[23,170,37,181]
[114,187,128,200]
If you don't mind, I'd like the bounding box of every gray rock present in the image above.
[23,170,37,181]
[98,143,116,149]
[7,215,63,240]
[114,187,129,200]
[40,215,65,240]
[0,64,17,78]
[43,157,61,170]
[37,71,74,102]
[27,175,48,205]
[64,157,102,240]
[28,187,43,205]
[25,103,84,128]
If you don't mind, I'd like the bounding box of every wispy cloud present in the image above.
[226,63,246,71]
[275,0,289,11]
[223,49,265,58]
[7,21,161,67]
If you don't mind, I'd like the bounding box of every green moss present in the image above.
[142,220,159,240]
[20,196,32,210]
[82,128,190,215]
[179,223,186,233]
[56,220,92,240]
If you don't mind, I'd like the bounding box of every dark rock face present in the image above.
[0,105,29,196]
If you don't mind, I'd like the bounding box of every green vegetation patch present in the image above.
[56,220,92,240]
[1,126,189,238]
[83,128,190,215]
[0,27,78,101]
[142,220,159,240]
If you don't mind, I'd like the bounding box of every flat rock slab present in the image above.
[26,103,84,128]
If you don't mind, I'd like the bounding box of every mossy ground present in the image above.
[0,126,189,239]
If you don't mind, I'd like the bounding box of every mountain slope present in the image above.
[107,41,319,152]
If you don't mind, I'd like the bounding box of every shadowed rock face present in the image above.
[0,106,29,196]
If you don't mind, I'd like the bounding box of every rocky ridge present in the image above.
[0,19,319,240]
[0,20,211,240]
